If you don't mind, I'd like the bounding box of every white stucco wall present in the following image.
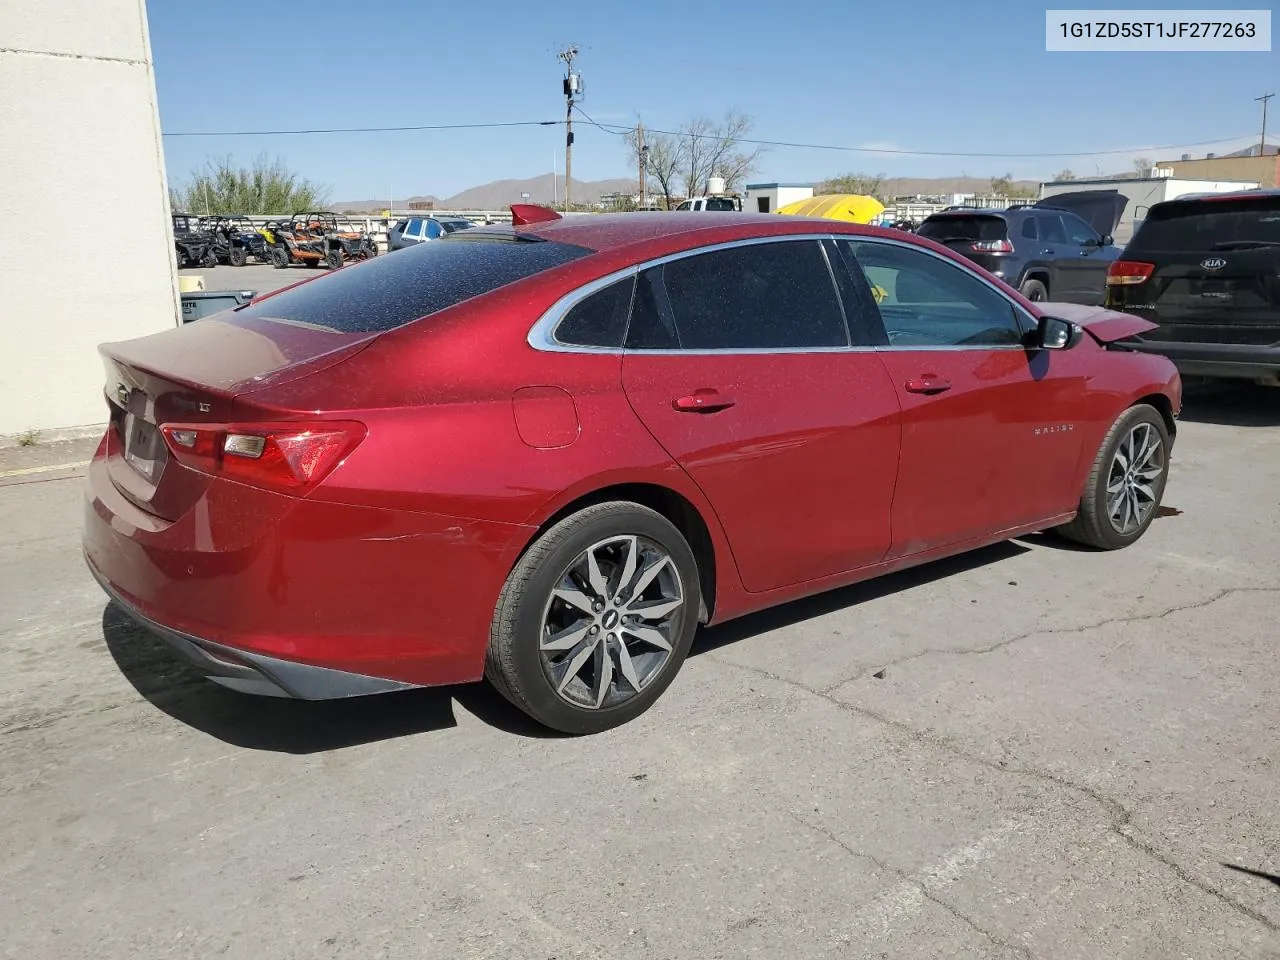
[0,0,178,439]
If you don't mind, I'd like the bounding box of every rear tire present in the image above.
[270,246,290,269]
[1057,404,1170,550]
[228,245,248,267]
[1020,277,1048,301]
[485,502,701,734]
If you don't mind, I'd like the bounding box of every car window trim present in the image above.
[528,233,1037,354]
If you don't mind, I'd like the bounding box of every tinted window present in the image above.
[555,276,635,348]
[233,238,590,334]
[706,197,736,211]
[1128,197,1280,252]
[626,268,679,349]
[659,240,849,349]
[846,241,1023,347]
[1038,215,1067,243]
[441,220,471,234]
[426,219,443,240]
[1020,218,1039,240]
[1060,212,1098,245]
[675,201,692,211]
[917,215,1007,243]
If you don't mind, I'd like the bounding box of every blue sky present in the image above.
[148,0,1278,201]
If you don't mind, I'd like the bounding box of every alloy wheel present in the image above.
[1106,421,1164,535]
[538,535,684,710]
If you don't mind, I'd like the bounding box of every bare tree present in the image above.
[1054,168,1076,181]
[990,173,1014,196]
[816,172,886,198]
[1132,156,1153,174]
[627,127,683,209]
[678,111,762,198]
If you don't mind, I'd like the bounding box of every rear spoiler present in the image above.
[511,204,562,226]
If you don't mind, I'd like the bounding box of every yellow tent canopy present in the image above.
[776,193,885,224]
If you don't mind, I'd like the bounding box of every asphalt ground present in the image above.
[1,383,1277,959]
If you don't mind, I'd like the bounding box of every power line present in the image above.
[162,119,560,137]
[575,114,1257,159]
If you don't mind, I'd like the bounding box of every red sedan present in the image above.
[84,209,1180,733]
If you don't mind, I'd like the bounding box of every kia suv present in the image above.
[1105,189,1280,385]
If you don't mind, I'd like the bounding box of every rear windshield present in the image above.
[1129,197,1280,252]
[231,237,590,333]
[916,215,1007,243]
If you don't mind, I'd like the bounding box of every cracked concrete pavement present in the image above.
[1,385,1278,959]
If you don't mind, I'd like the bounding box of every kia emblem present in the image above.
[1200,257,1227,270]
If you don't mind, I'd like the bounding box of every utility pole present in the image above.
[557,46,581,212]
[637,120,647,210]
[1257,93,1274,155]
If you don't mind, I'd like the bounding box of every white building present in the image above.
[0,0,178,440]
[743,182,814,214]
[1038,171,1259,244]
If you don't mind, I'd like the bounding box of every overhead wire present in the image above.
[163,109,1254,161]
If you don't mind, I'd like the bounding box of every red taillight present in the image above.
[970,239,1014,253]
[160,421,365,493]
[1107,260,1155,285]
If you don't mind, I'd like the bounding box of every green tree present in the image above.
[816,172,886,199]
[170,154,329,215]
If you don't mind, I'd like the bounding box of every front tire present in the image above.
[325,248,344,270]
[270,245,290,269]
[228,245,248,267]
[486,502,701,734]
[1057,405,1170,549]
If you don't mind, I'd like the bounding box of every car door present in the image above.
[1055,211,1114,305]
[837,238,1087,557]
[621,237,902,593]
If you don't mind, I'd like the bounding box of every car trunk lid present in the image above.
[100,315,377,521]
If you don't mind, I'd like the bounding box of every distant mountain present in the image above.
[331,195,440,213]
[442,175,638,209]
[874,176,1040,197]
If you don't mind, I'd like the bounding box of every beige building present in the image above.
[0,0,179,440]
[1156,150,1279,189]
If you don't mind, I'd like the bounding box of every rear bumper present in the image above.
[83,448,532,695]
[1123,338,1280,381]
[91,563,418,699]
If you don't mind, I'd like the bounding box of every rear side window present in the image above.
[556,276,635,348]
[1020,218,1039,240]
[232,238,590,334]
[1129,197,1280,252]
[658,240,849,349]
[706,197,736,211]
[1038,215,1067,243]
[917,216,1007,243]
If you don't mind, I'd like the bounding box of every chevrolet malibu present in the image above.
[85,208,1181,733]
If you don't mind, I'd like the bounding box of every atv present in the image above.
[262,212,378,270]
[172,213,217,269]
[201,215,270,267]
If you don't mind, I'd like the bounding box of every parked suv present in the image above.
[388,215,474,250]
[917,199,1122,305]
[1105,189,1280,385]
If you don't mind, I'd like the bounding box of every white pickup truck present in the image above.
[673,196,741,211]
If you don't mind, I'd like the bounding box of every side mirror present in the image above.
[1035,315,1082,350]
[1099,234,1114,247]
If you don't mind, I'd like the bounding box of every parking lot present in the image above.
[179,261,330,300]
[1,386,1278,959]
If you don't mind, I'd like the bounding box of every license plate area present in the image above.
[122,409,166,485]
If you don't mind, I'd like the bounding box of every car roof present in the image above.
[501,212,893,256]
[1156,187,1280,205]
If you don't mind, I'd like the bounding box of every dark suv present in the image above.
[1104,190,1280,385]
[917,197,1122,305]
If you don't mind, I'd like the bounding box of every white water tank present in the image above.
[707,176,726,196]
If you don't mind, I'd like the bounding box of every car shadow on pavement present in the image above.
[1222,863,1280,890]
[1177,381,1280,427]
[101,604,559,753]
[691,540,1029,656]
